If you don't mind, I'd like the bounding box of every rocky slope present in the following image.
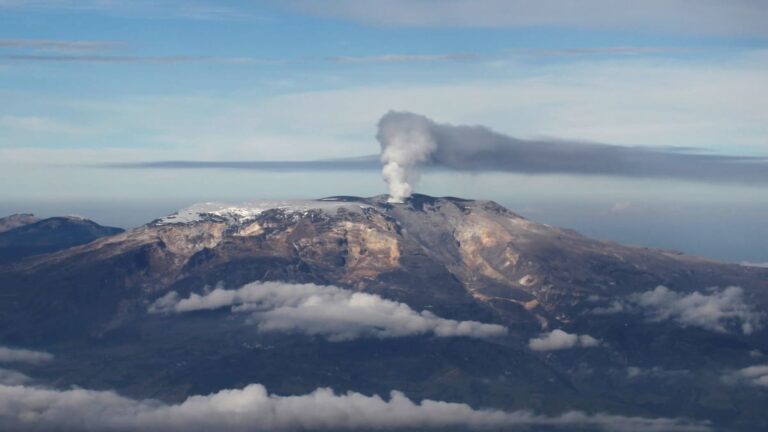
[1,195,767,430]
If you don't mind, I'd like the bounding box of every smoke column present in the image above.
[375,110,768,201]
[376,111,437,203]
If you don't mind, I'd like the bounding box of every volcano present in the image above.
[1,195,766,431]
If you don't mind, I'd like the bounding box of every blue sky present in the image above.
[1,0,767,262]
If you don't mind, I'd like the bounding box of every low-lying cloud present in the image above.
[528,329,600,351]
[633,286,762,335]
[0,346,54,364]
[722,364,768,388]
[149,281,508,341]
[0,368,31,386]
[0,382,709,431]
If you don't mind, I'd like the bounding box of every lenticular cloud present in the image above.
[149,281,508,341]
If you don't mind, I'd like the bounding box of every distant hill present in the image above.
[0,213,39,233]
[0,215,123,264]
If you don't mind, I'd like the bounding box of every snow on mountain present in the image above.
[154,199,372,226]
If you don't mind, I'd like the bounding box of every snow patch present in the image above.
[155,200,370,226]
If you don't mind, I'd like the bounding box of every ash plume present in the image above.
[376,112,437,202]
[375,111,768,201]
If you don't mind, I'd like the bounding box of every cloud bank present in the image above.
[528,329,600,351]
[376,111,768,201]
[149,281,507,341]
[285,0,768,36]
[633,286,762,335]
[0,382,709,431]
[0,346,53,364]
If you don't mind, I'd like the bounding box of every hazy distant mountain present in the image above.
[1,195,766,431]
[0,215,123,264]
[0,213,39,233]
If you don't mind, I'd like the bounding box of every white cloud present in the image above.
[0,368,31,385]
[610,202,632,213]
[285,0,768,36]
[633,286,762,335]
[590,301,625,315]
[0,115,90,135]
[741,261,768,269]
[0,346,53,364]
[3,50,767,163]
[528,330,600,351]
[723,364,768,388]
[149,281,508,341]
[0,382,709,431]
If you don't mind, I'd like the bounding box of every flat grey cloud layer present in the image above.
[1,54,276,64]
[284,0,768,36]
[0,38,121,52]
[149,281,508,341]
[0,346,54,364]
[0,383,710,431]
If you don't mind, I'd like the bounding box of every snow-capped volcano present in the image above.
[1,194,767,431]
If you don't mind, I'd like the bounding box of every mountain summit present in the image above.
[1,195,767,430]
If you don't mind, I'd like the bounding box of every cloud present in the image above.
[741,261,768,268]
[394,111,768,182]
[610,202,632,213]
[283,0,768,36]
[0,346,54,364]
[528,329,601,351]
[328,53,483,63]
[2,54,279,64]
[9,49,766,164]
[372,111,768,200]
[0,368,31,385]
[117,105,768,200]
[514,47,692,57]
[0,382,709,431]
[0,38,122,52]
[723,364,768,388]
[632,286,763,335]
[590,300,625,315]
[0,0,256,20]
[0,115,89,135]
[149,281,508,341]
[107,156,380,171]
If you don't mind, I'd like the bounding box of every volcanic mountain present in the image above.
[1,195,767,431]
